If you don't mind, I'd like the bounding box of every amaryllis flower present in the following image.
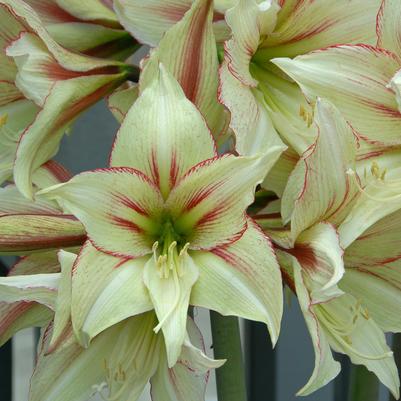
[0,249,220,401]
[255,99,400,397]
[23,0,139,59]
[272,0,401,158]
[0,0,138,197]
[113,0,235,47]
[32,312,222,401]
[39,65,285,367]
[219,0,381,155]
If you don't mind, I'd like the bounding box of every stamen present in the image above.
[0,114,8,128]
[153,242,191,332]
[317,304,393,360]
[347,168,401,203]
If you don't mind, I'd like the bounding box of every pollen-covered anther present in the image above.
[299,105,314,127]
[0,114,8,128]
[152,240,190,279]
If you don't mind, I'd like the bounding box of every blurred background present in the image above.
[0,100,393,401]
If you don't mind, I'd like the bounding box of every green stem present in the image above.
[389,333,401,401]
[348,365,379,401]
[210,311,248,401]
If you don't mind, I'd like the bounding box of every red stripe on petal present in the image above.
[183,181,222,211]
[0,301,34,334]
[40,160,72,183]
[150,149,161,188]
[42,62,120,81]
[111,216,143,233]
[113,194,149,216]
[169,150,179,187]
[179,0,212,103]
[26,1,79,23]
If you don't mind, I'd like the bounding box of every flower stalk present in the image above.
[210,311,248,401]
[348,365,379,401]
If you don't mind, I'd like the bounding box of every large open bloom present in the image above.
[0,249,221,401]
[39,64,285,367]
[219,0,381,155]
[0,0,138,197]
[272,0,401,157]
[255,99,401,397]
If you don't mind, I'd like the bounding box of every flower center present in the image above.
[153,220,190,278]
[152,240,190,279]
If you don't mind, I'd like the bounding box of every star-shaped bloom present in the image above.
[0,249,221,401]
[272,0,401,158]
[255,99,401,397]
[219,0,381,156]
[39,64,285,367]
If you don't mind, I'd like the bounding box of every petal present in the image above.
[30,323,117,401]
[0,302,51,346]
[39,168,164,258]
[0,273,59,308]
[7,32,59,107]
[340,267,401,333]
[111,64,216,198]
[48,250,76,351]
[377,0,401,56]
[151,318,223,401]
[114,0,193,46]
[31,160,72,189]
[340,208,401,332]
[105,313,163,401]
[14,74,125,199]
[55,0,117,23]
[218,61,286,156]
[139,0,227,141]
[338,181,401,248]
[1,0,123,72]
[181,318,225,372]
[262,147,298,197]
[114,0,229,46]
[344,208,401,268]
[0,99,39,184]
[107,84,138,123]
[284,251,341,396]
[0,214,86,255]
[0,249,59,345]
[316,294,399,399]
[256,0,381,60]
[0,81,22,106]
[143,251,199,367]
[191,220,283,345]
[272,45,401,147]
[22,0,80,24]
[281,99,359,241]
[224,0,280,87]
[293,222,345,304]
[166,151,283,250]
[10,251,61,275]
[0,184,60,215]
[249,63,317,155]
[71,241,152,346]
